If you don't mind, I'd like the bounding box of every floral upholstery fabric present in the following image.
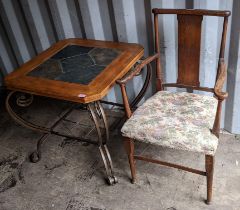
[121,91,219,155]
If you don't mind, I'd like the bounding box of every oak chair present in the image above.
[117,9,230,204]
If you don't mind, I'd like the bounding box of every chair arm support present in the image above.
[116,53,159,118]
[214,61,228,100]
[116,53,160,84]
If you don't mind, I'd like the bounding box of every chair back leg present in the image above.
[205,155,215,204]
[123,138,136,183]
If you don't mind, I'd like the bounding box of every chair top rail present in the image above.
[152,8,231,17]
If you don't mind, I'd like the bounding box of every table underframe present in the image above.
[5,60,152,185]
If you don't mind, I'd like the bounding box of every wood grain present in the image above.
[5,38,144,103]
[177,14,203,86]
[152,8,231,17]
[118,9,230,204]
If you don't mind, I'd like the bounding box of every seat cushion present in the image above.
[121,91,219,155]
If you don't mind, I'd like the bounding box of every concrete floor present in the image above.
[0,96,240,210]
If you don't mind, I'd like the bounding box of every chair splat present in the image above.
[177,14,203,86]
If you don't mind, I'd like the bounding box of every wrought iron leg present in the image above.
[6,91,117,184]
[29,133,50,163]
[6,91,51,163]
[88,102,117,185]
[95,101,109,144]
[15,92,34,107]
[6,91,50,133]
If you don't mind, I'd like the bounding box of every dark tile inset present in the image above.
[89,48,121,66]
[52,45,93,60]
[61,54,94,73]
[27,45,122,85]
[55,65,105,85]
[28,59,63,79]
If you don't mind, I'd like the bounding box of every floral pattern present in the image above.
[121,91,219,155]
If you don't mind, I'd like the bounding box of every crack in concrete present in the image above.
[0,155,18,168]
[44,162,66,171]
[59,138,91,148]
[0,175,17,193]
[65,198,105,210]
[76,160,99,182]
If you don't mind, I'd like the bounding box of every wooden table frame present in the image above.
[4,38,145,185]
[5,39,144,103]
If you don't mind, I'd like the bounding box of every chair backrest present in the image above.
[152,9,231,92]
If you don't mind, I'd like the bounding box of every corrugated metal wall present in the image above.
[0,0,239,134]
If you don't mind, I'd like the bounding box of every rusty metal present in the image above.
[6,91,50,133]
[87,102,117,184]
[5,56,153,186]
[16,92,34,107]
[6,91,117,184]
[87,102,103,145]
[100,100,124,108]
[96,101,109,143]
[29,133,50,163]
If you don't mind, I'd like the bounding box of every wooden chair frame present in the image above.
[117,9,230,204]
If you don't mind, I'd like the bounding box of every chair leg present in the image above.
[123,138,136,183]
[205,155,214,204]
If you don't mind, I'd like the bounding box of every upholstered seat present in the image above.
[121,91,218,155]
[117,9,230,204]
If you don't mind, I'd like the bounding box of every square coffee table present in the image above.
[4,38,144,185]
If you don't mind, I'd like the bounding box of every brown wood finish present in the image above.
[117,53,159,84]
[219,18,229,59]
[212,61,228,137]
[163,83,214,92]
[177,15,202,86]
[217,17,229,79]
[205,155,214,205]
[152,8,231,17]
[123,138,136,183]
[130,63,152,108]
[212,100,222,138]
[134,155,206,176]
[152,9,229,138]
[118,8,230,204]
[120,84,132,119]
[5,38,144,104]
[154,13,163,91]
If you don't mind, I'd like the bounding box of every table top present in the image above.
[5,38,144,103]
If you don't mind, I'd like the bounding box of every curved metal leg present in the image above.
[6,91,52,163]
[87,103,103,145]
[6,91,117,184]
[6,91,50,133]
[29,133,50,163]
[87,102,117,185]
[96,101,109,144]
[130,63,152,108]
[16,92,33,107]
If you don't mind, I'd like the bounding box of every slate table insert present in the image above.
[4,38,144,185]
[28,45,122,85]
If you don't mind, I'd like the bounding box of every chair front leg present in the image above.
[123,137,136,183]
[205,155,215,204]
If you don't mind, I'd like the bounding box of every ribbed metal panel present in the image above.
[0,0,239,134]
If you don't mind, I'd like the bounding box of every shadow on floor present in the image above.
[0,96,240,210]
